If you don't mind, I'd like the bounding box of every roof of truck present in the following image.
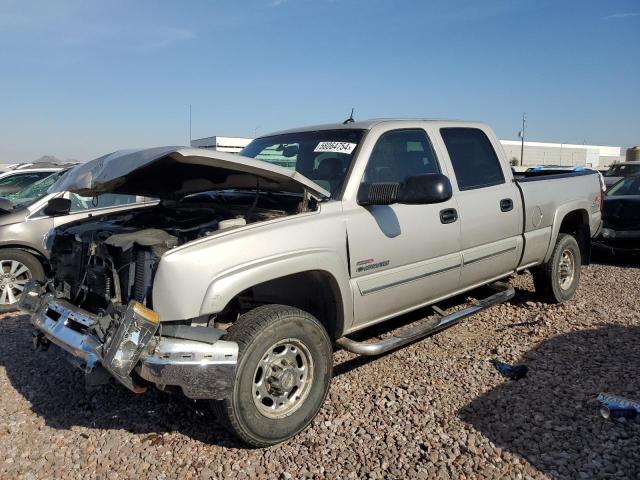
[265,118,483,136]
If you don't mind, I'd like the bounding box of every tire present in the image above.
[532,233,581,304]
[0,249,45,313]
[212,304,333,447]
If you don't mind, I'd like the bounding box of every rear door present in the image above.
[344,126,462,329]
[437,126,523,288]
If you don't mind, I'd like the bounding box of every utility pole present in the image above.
[519,112,526,165]
[189,104,192,146]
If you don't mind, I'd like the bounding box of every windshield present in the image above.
[0,171,52,188]
[607,176,640,196]
[4,171,65,209]
[240,129,365,198]
[604,164,640,177]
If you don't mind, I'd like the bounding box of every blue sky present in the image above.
[0,0,638,162]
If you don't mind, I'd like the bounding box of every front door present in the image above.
[345,128,462,330]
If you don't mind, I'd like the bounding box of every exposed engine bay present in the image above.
[46,190,314,331]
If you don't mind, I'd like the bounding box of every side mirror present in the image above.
[0,198,13,212]
[43,197,71,216]
[358,173,453,206]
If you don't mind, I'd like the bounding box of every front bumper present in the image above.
[19,282,238,400]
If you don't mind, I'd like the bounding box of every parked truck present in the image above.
[19,119,602,446]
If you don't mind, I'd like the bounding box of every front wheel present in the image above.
[532,233,581,304]
[0,249,45,313]
[212,305,333,447]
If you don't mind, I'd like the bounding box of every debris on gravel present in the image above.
[1,256,639,479]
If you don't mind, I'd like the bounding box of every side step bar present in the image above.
[335,281,515,356]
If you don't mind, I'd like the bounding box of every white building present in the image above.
[190,136,253,153]
[500,140,621,169]
[190,134,622,170]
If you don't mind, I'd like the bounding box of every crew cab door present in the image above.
[437,126,523,288]
[344,127,462,330]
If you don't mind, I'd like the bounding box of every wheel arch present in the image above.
[199,251,353,339]
[0,243,48,266]
[545,206,591,265]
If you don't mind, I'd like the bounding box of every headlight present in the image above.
[102,301,160,379]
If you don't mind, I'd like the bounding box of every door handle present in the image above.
[500,198,513,212]
[440,208,458,224]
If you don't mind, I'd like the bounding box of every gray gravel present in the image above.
[1,254,639,479]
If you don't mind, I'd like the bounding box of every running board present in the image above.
[335,281,515,356]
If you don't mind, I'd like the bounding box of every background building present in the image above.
[190,134,624,171]
[190,136,253,153]
[500,140,621,169]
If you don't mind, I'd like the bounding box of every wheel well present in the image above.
[232,271,344,339]
[0,245,48,267]
[558,210,591,265]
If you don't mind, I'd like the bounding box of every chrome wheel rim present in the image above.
[558,248,575,291]
[0,260,31,306]
[252,338,314,419]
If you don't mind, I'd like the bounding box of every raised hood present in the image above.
[50,146,330,200]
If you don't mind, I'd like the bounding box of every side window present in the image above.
[440,128,505,190]
[363,129,440,183]
[69,193,138,212]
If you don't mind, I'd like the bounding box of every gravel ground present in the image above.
[1,253,639,479]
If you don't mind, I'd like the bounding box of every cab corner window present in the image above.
[440,127,505,190]
[364,129,440,183]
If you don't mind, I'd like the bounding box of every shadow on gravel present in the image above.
[334,282,533,377]
[591,248,640,268]
[459,325,640,479]
[0,314,245,448]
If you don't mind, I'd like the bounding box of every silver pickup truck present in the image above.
[19,119,602,446]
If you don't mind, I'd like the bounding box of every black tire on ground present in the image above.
[0,249,45,313]
[532,233,581,304]
[212,304,333,447]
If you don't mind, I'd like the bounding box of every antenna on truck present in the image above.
[343,108,355,124]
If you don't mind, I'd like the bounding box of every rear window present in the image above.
[440,128,505,190]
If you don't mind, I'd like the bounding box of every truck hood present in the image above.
[50,146,330,200]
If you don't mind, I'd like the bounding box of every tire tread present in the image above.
[212,304,331,447]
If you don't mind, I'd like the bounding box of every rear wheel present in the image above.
[0,249,45,313]
[532,233,581,304]
[212,304,333,447]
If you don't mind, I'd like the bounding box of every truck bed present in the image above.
[514,170,601,268]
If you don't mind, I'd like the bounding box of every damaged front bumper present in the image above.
[19,282,238,400]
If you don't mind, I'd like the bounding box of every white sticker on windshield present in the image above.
[314,141,357,154]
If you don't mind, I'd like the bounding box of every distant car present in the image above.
[0,167,67,196]
[593,175,640,253]
[0,172,156,311]
[602,162,640,188]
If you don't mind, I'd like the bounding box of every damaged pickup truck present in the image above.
[20,120,602,446]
